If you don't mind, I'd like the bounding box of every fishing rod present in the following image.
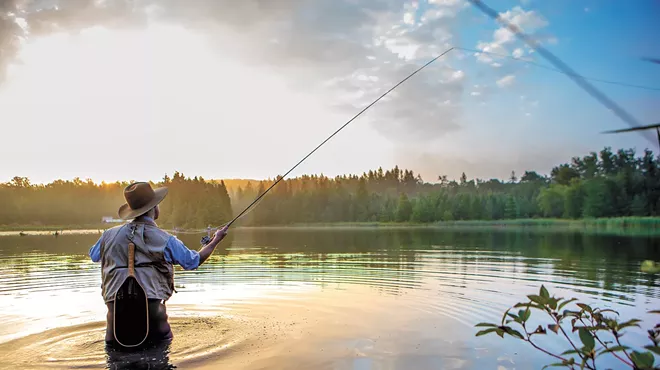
[199,46,456,242]
[199,0,655,242]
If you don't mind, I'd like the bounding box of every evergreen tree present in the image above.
[395,193,412,222]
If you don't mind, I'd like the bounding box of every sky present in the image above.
[0,0,658,185]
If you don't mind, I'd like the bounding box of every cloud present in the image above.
[496,74,515,87]
[403,12,415,25]
[2,0,566,150]
[473,5,551,65]
[0,0,478,144]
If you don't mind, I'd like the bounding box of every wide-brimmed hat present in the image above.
[118,182,168,220]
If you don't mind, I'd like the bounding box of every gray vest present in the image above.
[99,219,175,303]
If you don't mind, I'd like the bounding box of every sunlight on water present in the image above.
[0,228,657,369]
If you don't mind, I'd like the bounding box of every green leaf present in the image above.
[576,303,593,313]
[519,308,531,322]
[543,358,576,369]
[558,298,578,311]
[630,351,655,369]
[514,302,544,310]
[506,313,521,324]
[579,356,588,370]
[548,297,558,310]
[648,310,660,314]
[527,294,547,306]
[578,328,595,351]
[618,319,642,329]
[644,345,660,356]
[502,327,524,339]
[475,323,498,328]
[542,363,569,369]
[476,328,498,337]
[540,285,550,299]
[561,349,580,355]
[501,308,512,326]
[599,345,630,354]
[597,308,619,316]
[495,328,505,338]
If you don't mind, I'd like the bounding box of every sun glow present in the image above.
[0,23,370,184]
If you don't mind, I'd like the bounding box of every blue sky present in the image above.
[0,0,658,184]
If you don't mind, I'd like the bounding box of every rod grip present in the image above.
[128,242,135,277]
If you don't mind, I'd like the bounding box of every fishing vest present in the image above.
[99,219,175,303]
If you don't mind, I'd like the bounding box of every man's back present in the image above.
[95,218,174,303]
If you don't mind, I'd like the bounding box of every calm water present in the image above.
[0,228,658,369]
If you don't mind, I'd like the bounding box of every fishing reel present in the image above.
[200,235,212,245]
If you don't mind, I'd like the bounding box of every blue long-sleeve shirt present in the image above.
[88,218,201,270]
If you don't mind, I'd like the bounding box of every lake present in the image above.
[0,228,658,369]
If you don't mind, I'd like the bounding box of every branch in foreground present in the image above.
[474,285,660,369]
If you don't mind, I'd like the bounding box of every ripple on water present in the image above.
[0,316,258,369]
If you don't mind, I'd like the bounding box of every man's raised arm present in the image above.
[165,226,228,270]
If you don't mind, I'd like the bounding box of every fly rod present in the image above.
[216,46,456,232]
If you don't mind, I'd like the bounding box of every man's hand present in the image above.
[212,226,229,243]
[199,226,229,266]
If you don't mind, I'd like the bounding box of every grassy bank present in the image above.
[250,217,660,236]
[0,223,110,232]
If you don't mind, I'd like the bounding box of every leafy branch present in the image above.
[475,285,660,369]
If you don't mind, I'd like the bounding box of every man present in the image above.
[89,182,228,346]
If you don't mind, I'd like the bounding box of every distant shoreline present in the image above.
[2,217,659,236]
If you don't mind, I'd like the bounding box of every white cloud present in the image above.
[493,27,514,44]
[470,91,481,96]
[498,6,548,31]
[403,12,415,25]
[496,74,515,88]
[474,5,551,66]
[429,0,463,6]
[450,70,465,81]
[512,48,524,58]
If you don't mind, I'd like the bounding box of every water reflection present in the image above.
[0,228,658,369]
[0,229,658,299]
[105,339,175,370]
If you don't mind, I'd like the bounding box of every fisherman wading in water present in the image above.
[89,182,228,348]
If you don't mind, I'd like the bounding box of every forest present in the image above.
[0,146,658,229]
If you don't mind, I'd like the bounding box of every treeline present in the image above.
[1,146,658,228]
[0,172,232,229]
[232,146,660,225]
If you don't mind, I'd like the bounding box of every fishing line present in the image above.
[455,47,660,92]
[194,0,654,234]
[215,46,456,230]
[465,0,654,145]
